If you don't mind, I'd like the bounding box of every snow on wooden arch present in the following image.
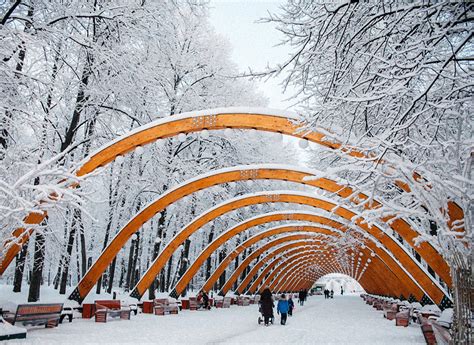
[166,211,434,303]
[201,224,332,291]
[200,223,396,296]
[129,181,449,297]
[0,108,463,275]
[249,249,336,294]
[60,166,449,303]
[208,225,412,298]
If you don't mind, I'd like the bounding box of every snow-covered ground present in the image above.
[3,294,424,344]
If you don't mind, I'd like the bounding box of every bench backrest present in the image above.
[95,300,121,310]
[189,297,198,306]
[14,303,63,322]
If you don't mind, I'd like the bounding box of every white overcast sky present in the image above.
[208,0,294,110]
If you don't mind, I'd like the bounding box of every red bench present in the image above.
[94,300,131,323]
[188,297,198,311]
[237,296,250,306]
[383,303,399,320]
[3,303,63,328]
[215,297,232,308]
[418,315,436,345]
[153,298,179,315]
[395,309,411,327]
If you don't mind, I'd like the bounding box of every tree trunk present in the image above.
[0,5,33,151]
[205,225,215,281]
[59,208,81,294]
[218,249,227,290]
[148,211,166,299]
[28,230,46,302]
[13,238,29,292]
[176,239,191,296]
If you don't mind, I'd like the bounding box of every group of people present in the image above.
[298,289,308,306]
[323,289,334,299]
[323,287,344,299]
[259,288,296,326]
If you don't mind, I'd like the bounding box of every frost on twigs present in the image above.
[0,150,88,253]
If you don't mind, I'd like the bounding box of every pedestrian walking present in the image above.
[288,296,294,316]
[259,288,274,326]
[298,289,305,306]
[277,294,289,325]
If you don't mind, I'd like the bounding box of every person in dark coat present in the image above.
[330,289,334,298]
[259,288,274,326]
[288,296,294,316]
[202,291,210,309]
[298,290,305,306]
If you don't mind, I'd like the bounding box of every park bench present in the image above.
[188,297,198,311]
[3,303,63,328]
[430,320,451,345]
[237,296,250,306]
[383,303,399,320]
[94,300,131,323]
[153,298,179,315]
[418,315,436,345]
[215,297,231,308]
[395,309,411,327]
[373,299,384,311]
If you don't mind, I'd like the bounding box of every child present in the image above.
[288,296,294,316]
[277,294,289,325]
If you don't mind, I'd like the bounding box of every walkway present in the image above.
[19,295,425,344]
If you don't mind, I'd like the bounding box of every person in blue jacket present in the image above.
[277,294,289,325]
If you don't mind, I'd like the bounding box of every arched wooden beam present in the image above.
[219,235,323,296]
[227,233,410,298]
[271,259,337,294]
[132,192,446,298]
[251,252,336,294]
[246,248,337,294]
[61,171,445,302]
[167,210,444,303]
[1,109,463,276]
[200,224,333,293]
[183,218,416,299]
[277,254,399,296]
[251,246,401,297]
[204,219,395,296]
[234,238,339,295]
[128,185,450,300]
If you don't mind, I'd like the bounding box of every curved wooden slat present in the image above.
[168,210,443,303]
[1,110,462,287]
[131,188,450,301]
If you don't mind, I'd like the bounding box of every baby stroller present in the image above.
[257,304,274,325]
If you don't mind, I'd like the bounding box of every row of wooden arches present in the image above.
[0,110,459,307]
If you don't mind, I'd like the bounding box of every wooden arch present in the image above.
[200,226,330,292]
[65,166,449,303]
[167,212,432,302]
[217,232,397,297]
[238,241,404,297]
[131,189,448,299]
[246,250,337,294]
[1,109,462,289]
[233,238,340,295]
[202,223,358,294]
[269,257,340,293]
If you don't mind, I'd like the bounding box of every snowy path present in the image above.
[9,295,425,344]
